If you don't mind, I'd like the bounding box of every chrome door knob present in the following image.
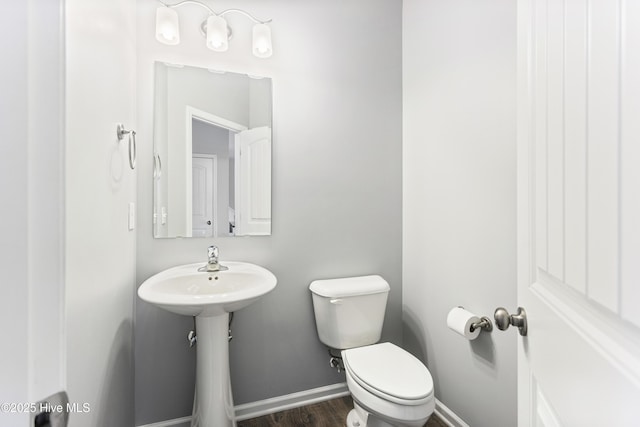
[494,307,511,330]
[494,307,528,336]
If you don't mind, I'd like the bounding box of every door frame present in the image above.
[184,106,247,233]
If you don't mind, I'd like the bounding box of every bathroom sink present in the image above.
[140,260,277,426]
[138,261,277,317]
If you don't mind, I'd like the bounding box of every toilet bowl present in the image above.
[342,343,434,427]
[309,276,435,427]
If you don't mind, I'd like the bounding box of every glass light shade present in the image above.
[206,15,229,52]
[252,24,272,58]
[155,7,180,45]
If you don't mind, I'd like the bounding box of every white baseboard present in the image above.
[136,383,350,427]
[434,398,470,427]
[234,382,350,421]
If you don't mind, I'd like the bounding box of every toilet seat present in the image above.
[342,342,433,406]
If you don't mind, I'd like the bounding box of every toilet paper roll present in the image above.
[447,307,481,340]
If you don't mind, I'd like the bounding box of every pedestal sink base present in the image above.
[191,314,236,427]
[137,261,277,427]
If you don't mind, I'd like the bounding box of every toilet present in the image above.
[309,275,435,427]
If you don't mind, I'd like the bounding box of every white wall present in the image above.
[0,2,65,426]
[65,0,137,425]
[2,2,137,426]
[1,4,33,426]
[27,0,66,405]
[402,1,517,426]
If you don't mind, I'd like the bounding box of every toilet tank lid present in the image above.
[309,275,390,298]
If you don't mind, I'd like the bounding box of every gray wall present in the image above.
[135,0,403,424]
[402,1,517,427]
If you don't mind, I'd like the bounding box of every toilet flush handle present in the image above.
[330,299,343,305]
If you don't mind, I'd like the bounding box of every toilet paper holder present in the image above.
[458,306,493,332]
[470,316,493,332]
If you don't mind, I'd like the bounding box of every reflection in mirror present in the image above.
[153,62,272,238]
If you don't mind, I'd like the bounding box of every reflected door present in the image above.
[192,156,217,237]
[235,126,272,236]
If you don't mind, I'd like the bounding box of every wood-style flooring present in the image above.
[237,396,449,427]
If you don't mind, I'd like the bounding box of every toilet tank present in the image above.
[309,275,390,350]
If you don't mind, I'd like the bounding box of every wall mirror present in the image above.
[153,62,272,238]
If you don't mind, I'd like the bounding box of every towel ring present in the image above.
[153,153,162,180]
[128,131,137,170]
[116,123,137,170]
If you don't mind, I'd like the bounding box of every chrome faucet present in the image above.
[207,245,220,271]
[203,245,227,272]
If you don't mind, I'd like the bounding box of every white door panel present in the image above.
[192,156,216,237]
[235,126,271,235]
[518,0,640,425]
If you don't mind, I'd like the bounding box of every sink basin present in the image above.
[138,261,277,317]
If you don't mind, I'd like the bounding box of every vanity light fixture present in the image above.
[155,0,273,58]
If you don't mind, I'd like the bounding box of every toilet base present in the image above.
[346,408,363,427]
[345,403,395,427]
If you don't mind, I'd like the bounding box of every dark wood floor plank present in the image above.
[237,396,447,427]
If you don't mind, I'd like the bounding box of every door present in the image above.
[234,126,272,235]
[192,156,217,237]
[517,0,640,425]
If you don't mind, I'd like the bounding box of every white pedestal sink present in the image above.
[138,261,277,427]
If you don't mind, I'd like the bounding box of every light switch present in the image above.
[128,202,135,230]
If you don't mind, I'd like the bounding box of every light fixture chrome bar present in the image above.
[158,0,272,24]
[218,9,272,25]
[158,0,215,14]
